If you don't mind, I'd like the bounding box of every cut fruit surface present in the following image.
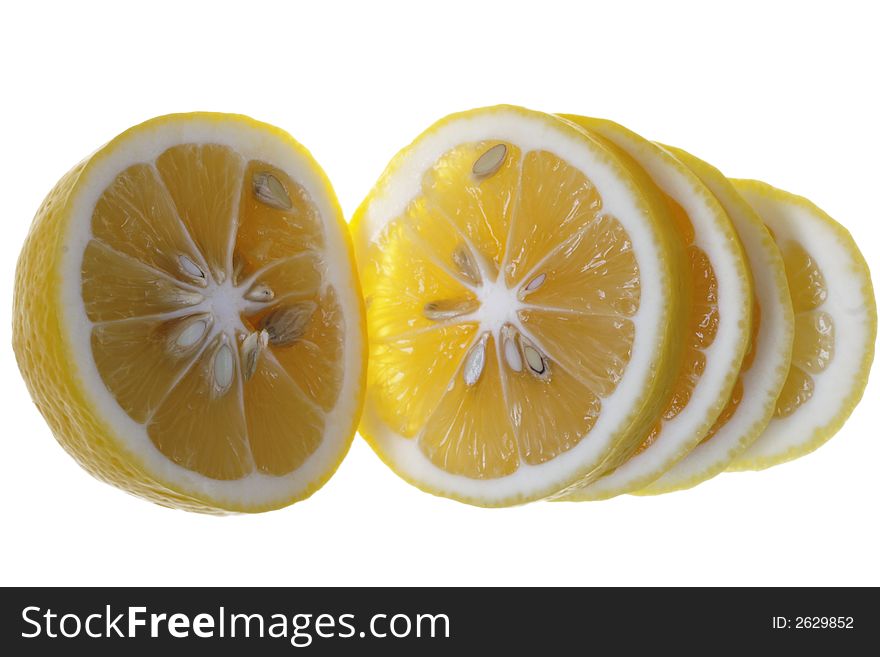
[13,113,366,513]
[728,180,875,469]
[636,148,794,494]
[557,117,752,501]
[353,105,683,506]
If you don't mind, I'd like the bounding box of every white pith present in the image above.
[422,256,571,385]
[639,153,794,493]
[358,107,671,504]
[59,115,364,509]
[564,124,752,499]
[732,183,875,465]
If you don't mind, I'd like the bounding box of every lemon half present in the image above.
[13,113,367,513]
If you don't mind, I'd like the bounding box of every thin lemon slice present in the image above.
[636,148,794,494]
[13,113,366,513]
[558,117,752,500]
[353,105,682,506]
[728,180,875,469]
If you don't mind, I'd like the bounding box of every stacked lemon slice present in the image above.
[354,105,875,506]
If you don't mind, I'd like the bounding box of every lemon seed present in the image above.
[253,171,292,210]
[177,320,207,348]
[423,298,479,321]
[241,329,269,381]
[503,329,523,373]
[463,334,488,386]
[213,344,234,393]
[261,302,316,347]
[521,337,549,379]
[166,313,211,355]
[473,144,507,178]
[244,282,275,303]
[178,254,206,285]
[524,273,546,293]
[451,244,482,285]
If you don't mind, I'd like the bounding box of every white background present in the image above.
[1,0,878,587]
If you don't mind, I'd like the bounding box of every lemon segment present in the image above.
[354,105,681,506]
[729,180,875,469]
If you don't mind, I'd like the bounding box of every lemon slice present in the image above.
[728,180,876,469]
[12,113,366,513]
[636,148,794,494]
[558,117,752,500]
[353,105,682,506]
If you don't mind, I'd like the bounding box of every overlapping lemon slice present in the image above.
[353,105,683,506]
[728,180,876,469]
[13,113,366,513]
[636,149,794,494]
[558,117,752,500]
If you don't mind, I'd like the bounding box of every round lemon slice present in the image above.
[12,113,366,513]
[636,148,794,494]
[558,117,752,500]
[352,105,682,506]
[728,180,876,469]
